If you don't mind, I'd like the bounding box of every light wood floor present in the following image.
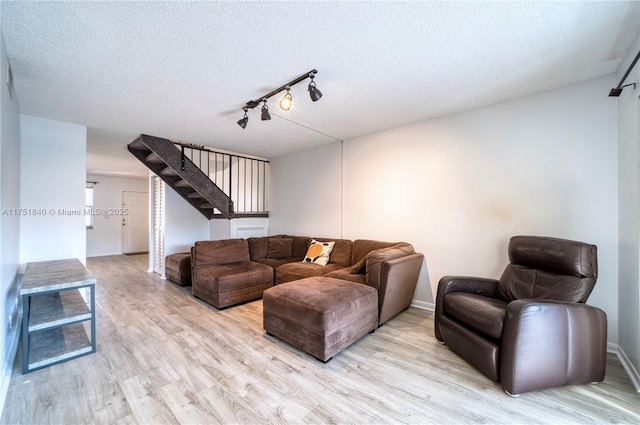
[2,254,639,424]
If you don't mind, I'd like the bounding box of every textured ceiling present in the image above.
[2,1,639,177]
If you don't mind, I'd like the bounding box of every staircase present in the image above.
[128,134,267,219]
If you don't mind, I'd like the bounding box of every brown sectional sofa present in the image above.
[190,234,423,360]
[193,234,423,321]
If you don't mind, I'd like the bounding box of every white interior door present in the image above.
[122,191,150,254]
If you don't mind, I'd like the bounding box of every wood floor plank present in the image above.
[1,253,638,424]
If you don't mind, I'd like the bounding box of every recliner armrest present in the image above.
[500,300,607,396]
[435,276,498,341]
[438,276,499,297]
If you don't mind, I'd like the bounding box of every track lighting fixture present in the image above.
[308,74,322,102]
[261,99,271,121]
[237,69,322,128]
[608,50,639,97]
[279,87,292,111]
[237,108,248,129]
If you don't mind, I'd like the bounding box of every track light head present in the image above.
[609,88,623,97]
[279,86,292,111]
[237,108,248,129]
[609,83,636,97]
[261,99,271,120]
[308,74,322,102]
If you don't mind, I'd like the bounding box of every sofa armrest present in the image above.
[500,300,607,396]
[377,253,424,325]
[434,276,499,341]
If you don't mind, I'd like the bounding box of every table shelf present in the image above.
[28,290,92,332]
[27,323,93,370]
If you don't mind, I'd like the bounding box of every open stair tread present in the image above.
[161,167,179,176]
[145,152,164,163]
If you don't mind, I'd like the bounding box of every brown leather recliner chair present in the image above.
[435,235,607,396]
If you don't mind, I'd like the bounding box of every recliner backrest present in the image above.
[497,236,598,303]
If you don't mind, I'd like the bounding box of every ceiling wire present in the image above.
[270,113,343,143]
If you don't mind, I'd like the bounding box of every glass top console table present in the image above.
[21,258,96,374]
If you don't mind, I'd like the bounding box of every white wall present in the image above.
[86,174,148,257]
[209,219,231,240]
[616,31,640,388]
[20,115,87,265]
[270,76,620,342]
[269,142,342,237]
[164,184,209,255]
[0,33,22,416]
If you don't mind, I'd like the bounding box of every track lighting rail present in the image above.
[237,69,322,128]
[244,69,318,109]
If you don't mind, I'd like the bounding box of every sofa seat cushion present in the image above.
[194,261,273,292]
[275,262,344,284]
[324,268,366,285]
[443,293,507,340]
[254,257,298,269]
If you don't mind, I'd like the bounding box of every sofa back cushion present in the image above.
[290,236,312,260]
[497,235,598,303]
[312,237,353,266]
[248,235,310,261]
[267,237,293,259]
[352,240,397,265]
[193,239,249,266]
[248,237,269,260]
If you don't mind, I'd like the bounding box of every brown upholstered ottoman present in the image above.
[263,276,378,362]
[165,253,192,286]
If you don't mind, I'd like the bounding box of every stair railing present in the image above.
[174,142,269,215]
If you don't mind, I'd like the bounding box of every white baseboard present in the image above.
[411,300,434,311]
[0,314,21,420]
[0,358,13,421]
[608,342,640,392]
[87,251,122,258]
